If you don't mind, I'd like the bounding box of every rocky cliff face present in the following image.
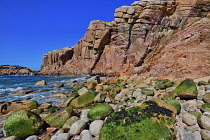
[0,65,37,76]
[40,0,210,78]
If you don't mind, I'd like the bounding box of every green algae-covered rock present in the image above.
[189,111,202,118]
[70,92,97,109]
[141,88,154,96]
[167,100,181,114]
[198,81,209,86]
[201,103,210,112]
[88,103,114,121]
[162,92,176,101]
[99,100,177,140]
[155,79,174,90]
[3,110,43,139]
[174,78,198,99]
[45,107,74,128]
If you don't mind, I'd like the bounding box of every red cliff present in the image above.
[40,0,210,79]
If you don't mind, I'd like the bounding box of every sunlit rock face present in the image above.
[40,0,210,78]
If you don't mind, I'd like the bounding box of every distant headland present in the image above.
[0,65,38,76]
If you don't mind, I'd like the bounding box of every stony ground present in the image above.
[1,75,210,140]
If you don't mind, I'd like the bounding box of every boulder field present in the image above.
[40,0,210,79]
[1,75,210,140]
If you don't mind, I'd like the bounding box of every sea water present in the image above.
[0,75,87,105]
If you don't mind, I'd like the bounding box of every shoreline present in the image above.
[0,75,209,139]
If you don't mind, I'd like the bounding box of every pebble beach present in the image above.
[1,75,210,140]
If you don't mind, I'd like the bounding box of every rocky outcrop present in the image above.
[0,65,37,76]
[40,0,210,78]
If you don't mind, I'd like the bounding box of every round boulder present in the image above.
[88,103,114,121]
[3,110,43,139]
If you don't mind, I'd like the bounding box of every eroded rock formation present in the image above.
[40,0,210,78]
[0,65,37,76]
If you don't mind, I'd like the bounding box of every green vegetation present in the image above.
[88,103,114,121]
[3,110,43,139]
[174,78,198,99]
[70,92,97,108]
[166,100,181,114]
[45,107,74,128]
[99,100,176,140]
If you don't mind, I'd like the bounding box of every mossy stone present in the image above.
[141,88,154,96]
[203,93,210,103]
[198,81,209,86]
[45,107,74,128]
[99,100,176,140]
[174,78,198,99]
[46,106,59,114]
[189,111,202,118]
[201,103,210,112]
[29,100,39,109]
[3,110,44,139]
[155,79,174,90]
[162,92,176,101]
[70,92,97,109]
[88,103,114,121]
[166,100,181,114]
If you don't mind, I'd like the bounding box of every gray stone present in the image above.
[181,132,195,140]
[182,112,197,126]
[199,115,210,130]
[69,120,86,135]
[135,94,146,103]
[78,87,89,96]
[81,130,93,140]
[114,93,125,101]
[105,97,111,103]
[89,120,104,137]
[55,129,64,135]
[94,92,105,103]
[204,112,210,118]
[50,133,70,140]
[201,129,210,140]
[132,89,142,98]
[62,116,79,131]
[4,136,20,140]
[205,85,210,91]
[80,109,90,122]
[192,131,202,140]
[25,135,38,140]
[185,124,200,132]
[183,100,197,111]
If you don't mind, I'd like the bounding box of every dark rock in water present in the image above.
[99,99,177,140]
[14,90,37,96]
[0,65,37,76]
[3,110,44,139]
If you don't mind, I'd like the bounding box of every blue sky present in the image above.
[0,0,135,70]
